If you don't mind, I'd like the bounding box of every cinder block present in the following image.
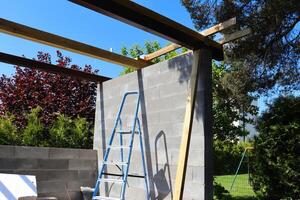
[79,149,97,160]
[38,191,82,200]
[15,146,49,159]
[68,159,97,170]
[38,159,69,169]
[93,52,211,200]
[67,179,95,191]
[78,170,97,180]
[0,145,15,158]
[49,148,79,160]
[37,180,67,193]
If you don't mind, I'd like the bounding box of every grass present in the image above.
[215,174,256,198]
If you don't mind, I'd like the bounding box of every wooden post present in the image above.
[174,48,213,199]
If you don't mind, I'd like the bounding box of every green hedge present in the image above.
[214,140,253,175]
[0,107,93,149]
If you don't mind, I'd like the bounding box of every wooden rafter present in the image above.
[69,0,223,61]
[219,28,251,44]
[144,17,236,61]
[0,52,111,82]
[0,18,150,69]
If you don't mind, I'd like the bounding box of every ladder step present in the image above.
[93,196,120,200]
[99,178,124,183]
[108,145,130,149]
[116,130,139,134]
[103,161,128,165]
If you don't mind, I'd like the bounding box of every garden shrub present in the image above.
[0,107,93,149]
[251,96,300,199]
[22,107,46,147]
[49,114,92,149]
[213,181,231,200]
[0,114,19,145]
[214,140,253,175]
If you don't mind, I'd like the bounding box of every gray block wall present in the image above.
[0,145,98,200]
[94,52,213,200]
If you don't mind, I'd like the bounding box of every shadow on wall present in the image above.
[98,52,212,199]
[167,52,210,121]
[137,70,156,199]
[154,131,173,200]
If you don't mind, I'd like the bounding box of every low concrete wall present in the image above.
[0,145,98,200]
[94,52,213,200]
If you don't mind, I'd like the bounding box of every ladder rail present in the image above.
[137,119,150,200]
[93,91,150,200]
[120,93,141,199]
[93,92,139,196]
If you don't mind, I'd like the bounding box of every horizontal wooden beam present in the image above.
[0,52,111,83]
[144,18,236,61]
[219,28,251,44]
[144,44,181,61]
[200,17,236,36]
[69,0,223,61]
[0,18,150,69]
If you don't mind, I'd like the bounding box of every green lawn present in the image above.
[215,174,256,198]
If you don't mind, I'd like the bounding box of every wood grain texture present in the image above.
[219,28,251,44]
[69,0,223,61]
[143,18,235,61]
[0,52,111,83]
[0,18,150,69]
[173,49,202,200]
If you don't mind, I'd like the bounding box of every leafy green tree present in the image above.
[120,41,186,75]
[251,96,300,199]
[49,114,92,149]
[0,114,19,145]
[0,51,98,129]
[22,107,46,147]
[181,0,300,93]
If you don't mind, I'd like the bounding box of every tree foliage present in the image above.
[120,41,187,75]
[0,51,98,128]
[181,0,300,93]
[0,107,93,148]
[0,114,18,145]
[251,96,300,199]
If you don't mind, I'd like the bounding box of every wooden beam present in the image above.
[69,0,223,61]
[174,48,213,199]
[143,18,236,61]
[219,28,251,44]
[0,52,111,83]
[173,49,202,200]
[200,17,236,36]
[0,18,150,69]
[143,44,181,61]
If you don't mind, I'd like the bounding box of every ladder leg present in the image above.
[119,119,125,175]
[137,119,150,200]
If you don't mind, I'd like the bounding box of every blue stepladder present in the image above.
[92,92,150,200]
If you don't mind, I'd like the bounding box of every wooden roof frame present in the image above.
[0,0,226,83]
[69,0,223,61]
[0,52,111,82]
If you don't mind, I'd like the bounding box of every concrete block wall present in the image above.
[0,145,98,200]
[94,52,213,200]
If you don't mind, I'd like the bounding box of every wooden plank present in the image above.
[173,49,202,200]
[0,52,111,83]
[143,44,181,60]
[0,18,150,69]
[143,18,236,61]
[69,0,223,61]
[219,28,251,44]
[201,17,236,36]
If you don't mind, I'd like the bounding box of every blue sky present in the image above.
[0,0,275,113]
[0,0,194,78]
